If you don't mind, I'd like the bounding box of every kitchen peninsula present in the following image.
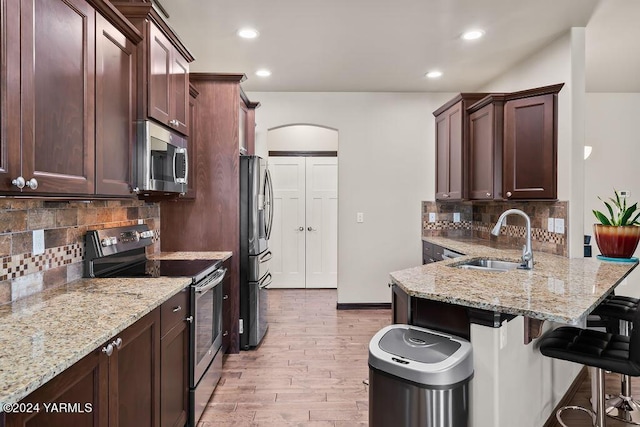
[390,236,638,427]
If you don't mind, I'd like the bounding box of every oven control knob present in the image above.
[140,230,154,239]
[110,237,118,245]
[101,238,112,247]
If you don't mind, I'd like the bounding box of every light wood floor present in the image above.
[197,289,390,427]
[197,288,640,427]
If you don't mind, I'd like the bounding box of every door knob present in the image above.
[26,178,38,190]
[297,227,304,231]
[11,176,25,189]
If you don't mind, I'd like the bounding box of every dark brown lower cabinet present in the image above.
[3,308,160,427]
[160,308,189,427]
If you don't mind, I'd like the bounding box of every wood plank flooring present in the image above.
[197,289,390,426]
[198,288,640,427]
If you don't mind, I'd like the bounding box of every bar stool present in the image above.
[539,306,640,427]
[592,295,640,423]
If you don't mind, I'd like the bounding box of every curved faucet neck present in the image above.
[491,209,533,269]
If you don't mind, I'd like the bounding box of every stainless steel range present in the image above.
[84,224,226,426]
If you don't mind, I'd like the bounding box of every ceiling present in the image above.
[159,0,639,93]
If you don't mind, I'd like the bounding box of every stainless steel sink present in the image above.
[452,258,523,272]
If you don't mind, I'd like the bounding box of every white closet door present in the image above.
[305,157,338,288]
[269,157,306,288]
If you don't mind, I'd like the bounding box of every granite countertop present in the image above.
[0,250,233,407]
[391,236,638,324]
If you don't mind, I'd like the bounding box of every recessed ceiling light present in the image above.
[256,69,271,77]
[426,71,443,79]
[461,30,485,40]
[237,28,259,39]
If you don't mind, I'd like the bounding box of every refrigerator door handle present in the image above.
[258,272,272,289]
[259,250,273,263]
[265,168,274,240]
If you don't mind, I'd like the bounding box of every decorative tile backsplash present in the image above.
[422,200,568,256]
[0,199,160,305]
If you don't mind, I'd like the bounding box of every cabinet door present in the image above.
[391,284,410,324]
[239,104,248,155]
[148,23,172,128]
[435,102,463,200]
[160,320,188,427]
[20,0,95,194]
[171,52,189,135]
[469,103,502,200]
[504,94,556,200]
[95,14,135,196]
[1,0,20,191]
[4,350,108,427]
[110,308,161,427]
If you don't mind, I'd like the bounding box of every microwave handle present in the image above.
[173,147,187,184]
[183,148,189,184]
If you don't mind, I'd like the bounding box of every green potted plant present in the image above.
[593,189,640,258]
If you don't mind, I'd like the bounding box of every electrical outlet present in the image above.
[453,212,461,223]
[548,218,555,232]
[33,229,45,255]
[356,212,364,223]
[554,218,565,234]
[429,212,436,223]
[138,219,144,225]
[620,190,631,198]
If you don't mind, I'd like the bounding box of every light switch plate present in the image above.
[453,212,461,223]
[138,219,144,225]
[620,190,630,198]
[554,218,565,234]
[356,212,364,223]
[548,218,555,232]
[33,229,45,255]
[429,213,436,223]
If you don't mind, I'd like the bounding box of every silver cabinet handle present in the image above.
[26,178,38,190]
[307,227,317,231]
[185,316,193,323]
[102,343,114,356]
[442,193,450,198]
[223,331,228,337]
[172,306,182,313]
[297,226,304,231]
[486,192,491,197]
[506,191,512,197]
[11,176,25,189]
[112,337,123,350]
[223,294,229,300]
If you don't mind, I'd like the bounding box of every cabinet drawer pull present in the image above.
[11,176,25,189]
[172,305,182,313]
[486,192,491,197]
[102,343,114,357]
[185,316,193,323]
[506,191,512,197]
[223,331,228,337]
[26,178,38,190]
[223,295,229,300]
[112,337,123,349]
[442,193,450,198]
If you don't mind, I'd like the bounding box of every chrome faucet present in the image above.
[491,209,533,270]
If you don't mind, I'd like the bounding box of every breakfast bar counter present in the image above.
[389,236,639,427]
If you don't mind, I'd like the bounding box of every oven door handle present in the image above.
[195,268,227,293]
[258,272,272,289]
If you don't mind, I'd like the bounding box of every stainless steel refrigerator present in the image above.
[240,155,273,349]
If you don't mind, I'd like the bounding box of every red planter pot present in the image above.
[593,224,640,258]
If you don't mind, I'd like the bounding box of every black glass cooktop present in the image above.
[98,258,221,280]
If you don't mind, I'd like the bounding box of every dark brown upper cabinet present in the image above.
[433,94,488,201]
[240,89,260,156]
[0,0,141,196]
[468,94,506,200]
[95,14,137,196]
[503,84,563,200]
[113,3,194,136]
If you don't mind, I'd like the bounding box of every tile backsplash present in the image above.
[0,199,160,305]
[422,200,568,256]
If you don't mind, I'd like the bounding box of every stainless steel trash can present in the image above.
[368,324,473,427]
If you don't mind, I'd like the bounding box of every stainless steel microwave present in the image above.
[135,120,188,194]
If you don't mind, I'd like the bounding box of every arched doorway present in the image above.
[267,124,338,288]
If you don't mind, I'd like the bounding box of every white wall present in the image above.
[480,29,586,259]
[248,92,454,303]
[267,124,339,152]
[584,93,640,288]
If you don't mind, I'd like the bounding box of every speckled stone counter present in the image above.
[391,236,638,324]
[149,251,232,262]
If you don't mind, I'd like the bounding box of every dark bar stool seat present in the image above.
[592,294,640,423]
[539,307,640,427]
